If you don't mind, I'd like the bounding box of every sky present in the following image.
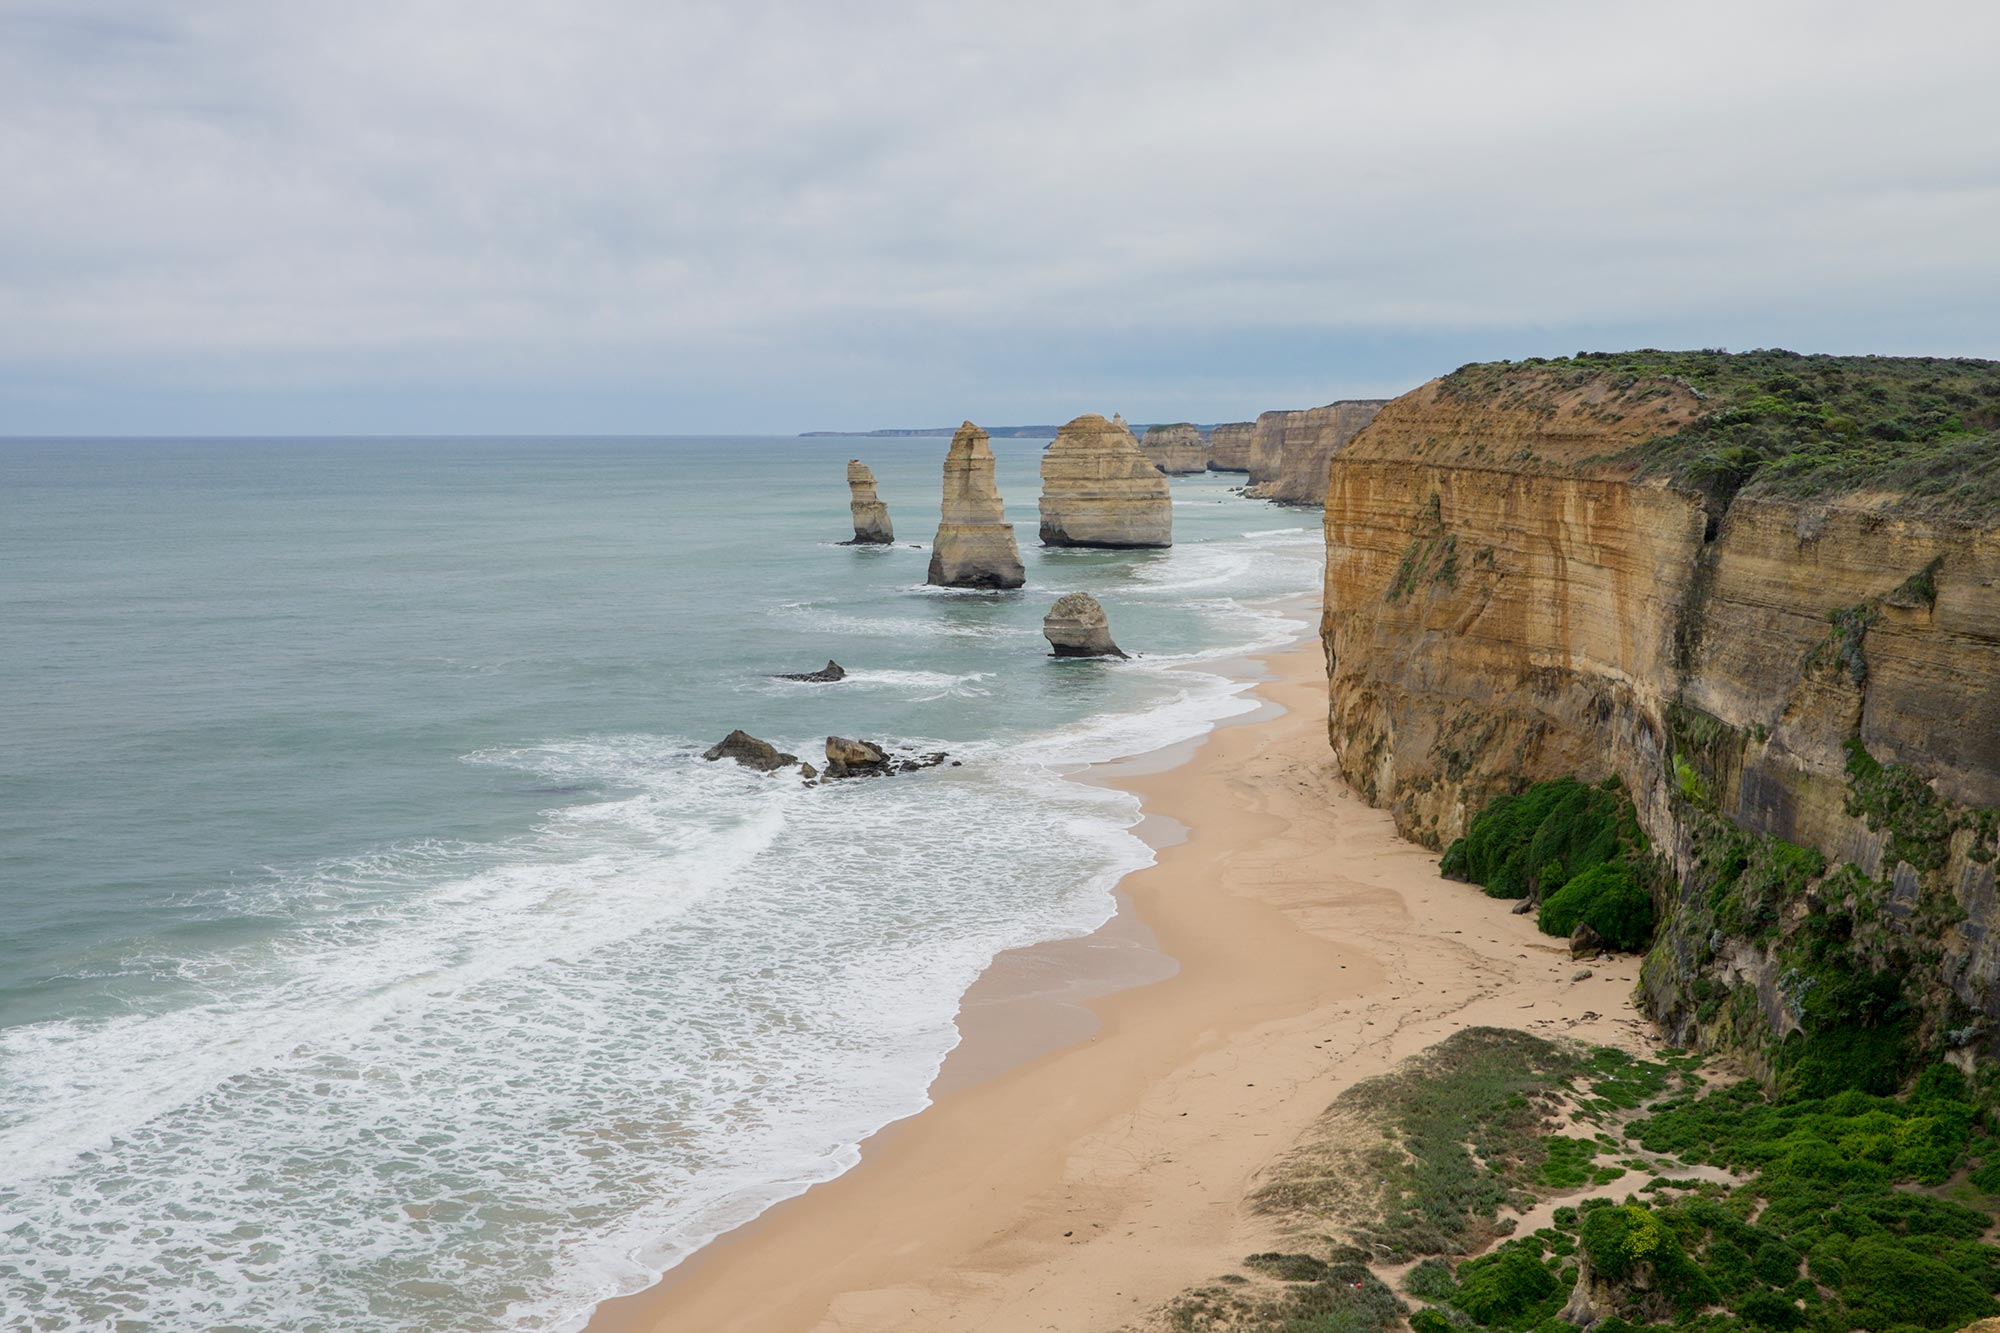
[3,0,1998,435]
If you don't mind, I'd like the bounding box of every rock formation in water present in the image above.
[823,736,952,779]
[1043,592,1126,658]
[1248,400,1388,503]
[1038,413,1172,548]
[927,422,1026,588]
[824,735,890,778]
[844,460,893,544]
[776,660,846,682]
[702,730,797,771]
[1207,421,1254,472]
[1139,422,1208,475]
[1318,349,2000,1081]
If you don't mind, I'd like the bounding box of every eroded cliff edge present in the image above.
[1320,350,2000,1080]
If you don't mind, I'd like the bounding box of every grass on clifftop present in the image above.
[1436,349,2000,521]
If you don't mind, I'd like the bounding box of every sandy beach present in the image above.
[589,636,1654,1333]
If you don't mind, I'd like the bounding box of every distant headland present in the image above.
[801,424,1223,438]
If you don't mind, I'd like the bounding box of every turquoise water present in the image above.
[0,435,1323,1331]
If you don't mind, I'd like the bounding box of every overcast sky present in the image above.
[4,0,1998,435]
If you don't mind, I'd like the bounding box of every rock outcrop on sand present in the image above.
[1043,592,1126,658]
[1139,422,1208,475]
[1207,421,1254,472]
[776,660,846,682]
[1318,351,2000,1081]
[1037,413,1172,549]
[702,730,797,771]
[927,422,1026,588]
[843,460,893,544]
[1248,400,1388,503]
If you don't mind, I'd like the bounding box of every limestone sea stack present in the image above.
[1207,421,1254,472]
[1043,592,1126,658]
[1038,413,1172,548]
[844,459,893,543]
[1139,422,1208,474]
[927,422,1025,589]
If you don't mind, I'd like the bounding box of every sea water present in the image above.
[0,435,1324,1331]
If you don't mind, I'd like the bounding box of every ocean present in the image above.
[0,435,1323,1332]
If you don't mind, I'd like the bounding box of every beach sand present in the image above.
[589,638,1653,1333]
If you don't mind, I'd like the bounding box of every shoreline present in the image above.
[587,632,1655,1333]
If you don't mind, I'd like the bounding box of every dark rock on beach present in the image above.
[702,729,797,772]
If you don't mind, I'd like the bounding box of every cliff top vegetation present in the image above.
[1437,349,2000,521]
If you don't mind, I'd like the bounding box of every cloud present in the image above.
[2,0,1997,431]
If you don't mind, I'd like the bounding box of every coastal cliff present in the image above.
[1039,413,1172,548]
[1139,422,1208,475]
[1319,350,2000,1081]
[1208,422,1254,472]
[1248,400,1389,504]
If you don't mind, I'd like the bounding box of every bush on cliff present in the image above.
[1442,778,1657,950]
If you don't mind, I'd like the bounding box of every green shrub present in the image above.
[1453,1248,1559,1328]
[1402,1256,1457,1301]
[1538,863,1655,950]
[1840,1234,1996,1329]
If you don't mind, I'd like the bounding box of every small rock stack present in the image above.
[1043,593,1126,658]
[844,460,893,544]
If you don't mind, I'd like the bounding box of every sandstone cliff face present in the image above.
[1139,422,1207,475]
[845,459,893,543]
[1207,422,1254,472]
[1248,399,1389,504]
[928,422,1025,589]
[1039,413,1172,548]
[1321,367,2000,1069]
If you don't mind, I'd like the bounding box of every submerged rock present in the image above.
[777,660,847,682]
[1044,592,1127,658]
[1038,413,1171,549]
[927,422,1025,589]
[843,459,894,544]
[702,729,797,772]
[1139,422,1208,475]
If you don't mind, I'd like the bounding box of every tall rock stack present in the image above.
[926,422,1026,588]
[1038,413,1172,548]
[1207,422,1254,472]
[844,460,894,544]
[1248,400,1390,503]
[1139,422,1208,474]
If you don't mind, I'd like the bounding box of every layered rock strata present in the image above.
[1249,399,1389,503]
[1038,413,1172,548]
[844,459,893,543]
[1207,421,1254,472]
[927,422,1025,589]
[1139,422,1208,475]
[1319,360,2000,1071]
[1043,592,1126,658]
